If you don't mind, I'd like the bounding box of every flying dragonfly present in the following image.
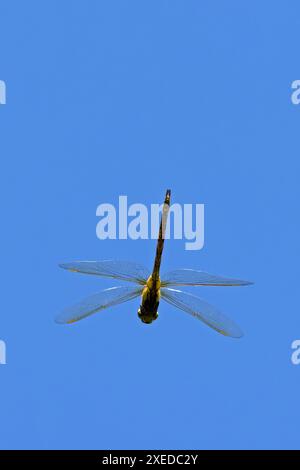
[57,190,253,338]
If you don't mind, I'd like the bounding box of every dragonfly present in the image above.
[57,190,253,338]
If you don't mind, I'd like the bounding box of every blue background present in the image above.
[1,1,299,450]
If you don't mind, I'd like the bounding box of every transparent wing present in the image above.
[59,260,150,285]
[161,287,243,338]
[56,286,143,324]
[161,269,253,287]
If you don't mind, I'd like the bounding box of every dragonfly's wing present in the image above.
[161,269,253,287]
[56,286,143,324]
[161,287,243,338]
[59,260,150,285]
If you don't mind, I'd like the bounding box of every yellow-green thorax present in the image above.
[137,275,161,324]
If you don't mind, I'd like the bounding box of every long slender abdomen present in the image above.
[152,189,171,281]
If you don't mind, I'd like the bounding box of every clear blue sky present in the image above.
[1,1,300,450]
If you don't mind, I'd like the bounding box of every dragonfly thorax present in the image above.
[138,275,161,324]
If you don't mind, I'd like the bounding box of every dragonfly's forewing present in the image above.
[161,287,243,338]
[59,260,150,285]
[161,269,253,287]
[56,286,143,324]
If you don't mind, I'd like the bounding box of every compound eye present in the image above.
[137,307,143,317]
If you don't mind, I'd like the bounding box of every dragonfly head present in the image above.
[137,305,159,324]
